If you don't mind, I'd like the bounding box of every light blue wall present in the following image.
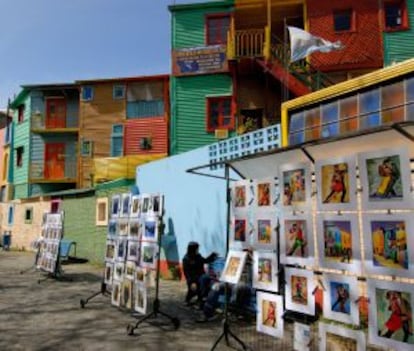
[136,145,236,263]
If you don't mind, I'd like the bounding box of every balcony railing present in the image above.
[30,159,77,182]
[234,29,265,58]
[31,113,78,132]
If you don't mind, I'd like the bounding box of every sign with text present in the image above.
[172,45,228,76]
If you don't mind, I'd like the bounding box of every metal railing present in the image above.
[30,159,77,181]
[234,29,265,58]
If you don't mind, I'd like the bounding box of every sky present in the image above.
[0,0,212,109]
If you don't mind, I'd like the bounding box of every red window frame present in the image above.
[206,13,230,45]
[383,0,409,32]
[206,96,234,132]
[17,105,25,123]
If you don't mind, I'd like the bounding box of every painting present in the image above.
[315,156,357,211]
[279,162,312,211]
[134,266,146,285]
[111,281,121,307]
[127,241,140,262]
[317,214,361,274]
[111,194,121,218]
[130,195,141,218]
[104,263,113,286]
[254,215,277,250]
[220,250,248,285]
[108,219,117,238]
[253,251,278,292]
[120,193,131,218]
[321,273,359,325]
[150,194,163,216]
[114,262,124,281]
[141,195,150,214]
[363,213,414,278]
[116,238,127,262]
[232,180,250,210]
[358,147,413,210]
[319,323,366,351]
[230,216,249,249]
[125,261,136,280]
[285,267,315,315]
[121,279,133,309]
[256,292,284,338]
[105,240,116,262]
[134,284,147,314]
[293,322,311,351]
[140,242,158,269]
[142,218,158,242]
[368,279,414,350]
[280,213,314,266]
[255,178,278,209]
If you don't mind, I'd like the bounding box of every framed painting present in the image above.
[140,242,158,269]
[150,194,164,216]
[125,261,136,280]
[280,213,314,266]
[220,250,248,285]
[130,195,141,218]
[256,292,284,338]
[128,219,141,240]
[104,262,113,286]
[111,280,121,307]
[134,266,146,286]
[113,262,124,281]
[254,178,279,210]
[319,322,366,351]
[253,251,278,292]
[317,213,361,274]
[230,215,249,249]
[358,147,413,210]
[321,273,359,325]
[142,217,158,242]
[118,219,129,236]
[141,195,151,215]
[285,267,315,315]
[110,194,121,218]
[253,214,277,250]
[134,283,147,315]
[105,240,116,262]
[121,279,133,309]
[231,180,251,212]
[120,193,131,218]
[116,238,127,262]
[279,162,312,212]
[107,219,117,239]
[315,156,357,211]
[363,213,414,278]
[127,240,140,262]
[368,279,414,350]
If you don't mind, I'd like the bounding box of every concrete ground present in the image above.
[0,251,287,351]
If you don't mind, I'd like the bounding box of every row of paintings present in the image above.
[107,217,159,243]
[231,212,414,278]
[256,279,414,350]
[232,147,413,212]
[111,193,164,219]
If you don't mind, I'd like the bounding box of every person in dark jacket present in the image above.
[182,241,217,306]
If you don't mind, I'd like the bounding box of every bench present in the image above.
[59,239,77,261]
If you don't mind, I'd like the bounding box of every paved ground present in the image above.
[0,251,286,351]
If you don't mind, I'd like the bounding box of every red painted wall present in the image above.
[307,0,383,71]
[124,117,168,155]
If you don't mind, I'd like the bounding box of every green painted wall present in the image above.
[384,1,414,66]
[171,2,233,49]
[171,74,233,154]
[13,94,31,199]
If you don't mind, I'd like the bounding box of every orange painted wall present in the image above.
[307,0,383,71]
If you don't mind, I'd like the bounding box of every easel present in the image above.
[80,281,111,308]
[126,216,180,335]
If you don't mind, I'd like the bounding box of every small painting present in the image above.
[140,242,158,269]
[141,195,150,214]
[220,250,248,285]
[108,219,117,238]
[280,214,313,266]
[358,148,413,209]
[321,273,359,325]
[235,185,246,208]
[280,162,312,211]
[111,194,121,218]
[134,284,147,314]
[319,323,366,351]
[253,251,278,292]
[143,218,157,242]
[128,220,141,240]
[105,240,116,261]
[118,220,128,236]
[121,193,131,218]
[254,216,277,250]
[116,238,127,261]
[285,267,315,315]
[368,279,414,350]
[134,266,146,285]
[316,156,357,211]
[363,214,414,278]
[130,195,141,218]
[256,292,284,338]
[125,261,136,280]
[121,279,133,309]
[114,262,124,281]
[127,241,140,262]
[150,194,163,216]
[104,263,113,286]
[111,281,121,307]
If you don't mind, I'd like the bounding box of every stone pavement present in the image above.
[0,251,287,351]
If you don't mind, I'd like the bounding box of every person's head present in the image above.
[186,241,199,257]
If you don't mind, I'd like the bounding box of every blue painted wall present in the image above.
[136,145,237,263]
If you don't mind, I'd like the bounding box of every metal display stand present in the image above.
[80,281,110,308]
[126,217,180,335]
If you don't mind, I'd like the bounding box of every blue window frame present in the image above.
[113,85,125,100]
[111,124,124,157]
[81,86,94,101]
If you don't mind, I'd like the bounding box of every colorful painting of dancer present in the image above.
[234,219,246,242]
[285,220,308,258]
[321,163,349,204]
[291,275,308,305]
[282,168,306,206]
[330,281,351,314]
[257,182,270,206]
[234,185,246,207]
[258,219,272,244]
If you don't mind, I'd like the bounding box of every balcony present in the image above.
[29,159,77,183]
[31,113,78,134]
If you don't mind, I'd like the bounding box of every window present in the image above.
[384,1,408,31]
[333,9,354,32]
[81,86,94,101]
[7,205,14,225]
[111,124,124,157]
[206,97,234,132]
[206,14,230,45]
[16,146,24,167]
[17,104,25,123]
[359,88,380,128]
[81,140,93,157]
[24,207,33,224]
[96,197,108,226]
[381,81,404,123]
[113,85,125,100]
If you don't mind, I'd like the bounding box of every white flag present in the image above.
[287,26,344,62]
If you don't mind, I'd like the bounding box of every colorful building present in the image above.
[77,75,169,187]
[9,84,79,199]
[0,109,12,202]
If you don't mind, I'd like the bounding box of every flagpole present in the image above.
[282,17,289,104]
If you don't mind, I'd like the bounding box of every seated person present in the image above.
[182,241,217,306]
[197,248,253,322]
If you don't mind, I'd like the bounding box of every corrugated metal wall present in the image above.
[384,1,414,66]
[124,117,168,155]
[171,74,233,155]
